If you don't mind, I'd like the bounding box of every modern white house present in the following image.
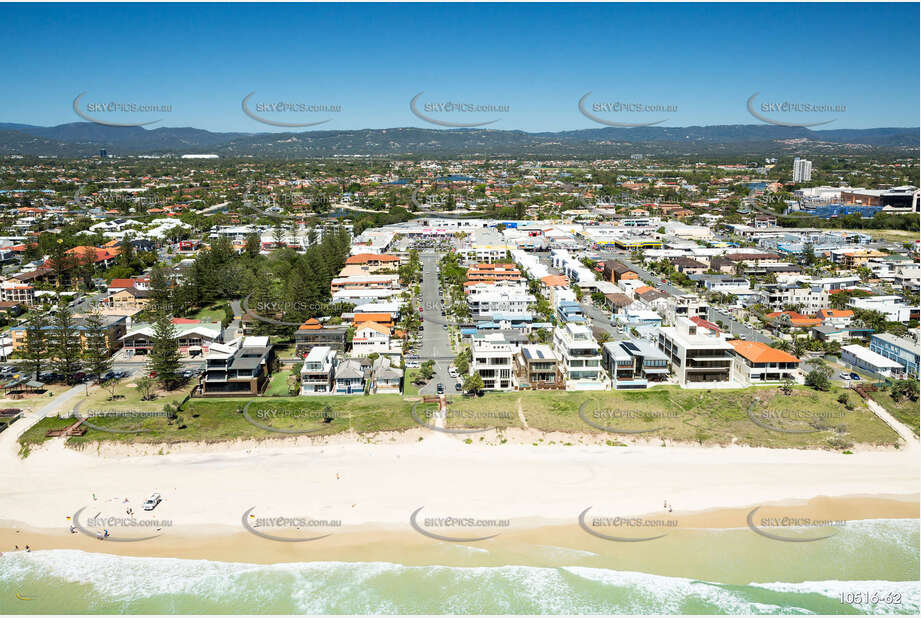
[552,323,607,390]
[657,316,735,387]
[471,334,516,391]
[300,346,337,395]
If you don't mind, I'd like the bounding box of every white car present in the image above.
[143,493,162,511]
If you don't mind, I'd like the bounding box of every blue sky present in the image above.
[3,2,918,132]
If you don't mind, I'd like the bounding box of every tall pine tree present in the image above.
[148,309,182,389]
[23,312,49,381]
[83,311,113,380]
[51,303,83,382]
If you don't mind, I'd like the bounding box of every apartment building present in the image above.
[729,340,802,385]
[841,344,905,378]
[658,316,735,387]
[513,344,563,390]
[0,280,34,305]
[329,274,400,293]
[869,333,919,378]
[793,157,812,183]
[760,284,829,313]
[466,287,534,316]
[10,314,127,355]
[848,296,916,323]
[552,323,607,390]
[300,346,337,395]
[344,253,401,268]
[294,319,348,357]
[121,319,221,357]
[465,263,522,284]
[458,244,509,264]
[471,334,516,391]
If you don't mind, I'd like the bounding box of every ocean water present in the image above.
[1,519,918,614]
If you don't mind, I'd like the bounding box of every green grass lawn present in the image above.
[79,380,191,413]
[189,303,227,323]
[403,369,421,397]
[264,370,295,397]
[869,390,920,436]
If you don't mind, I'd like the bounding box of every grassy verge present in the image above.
[20,394,415,452]
[869,390,920,436]
[17,382,902,453]
[443,386,899,449]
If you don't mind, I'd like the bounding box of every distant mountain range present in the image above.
[0,122,916,158]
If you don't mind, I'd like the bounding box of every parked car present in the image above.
[436,383,444,394]
[839,372,850,380]
[143,493,162,511]
[454,382,462,391]
[850,372,861,381]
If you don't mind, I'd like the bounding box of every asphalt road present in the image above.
[707,306,773,344]
[418,251,457,395]
[598,250,686,297]
[598,250,776,344]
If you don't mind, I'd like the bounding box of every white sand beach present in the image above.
[1,427,917,536]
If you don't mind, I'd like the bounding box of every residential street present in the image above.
[418,251,456,395]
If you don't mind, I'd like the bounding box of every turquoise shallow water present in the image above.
[1,519,918,614]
